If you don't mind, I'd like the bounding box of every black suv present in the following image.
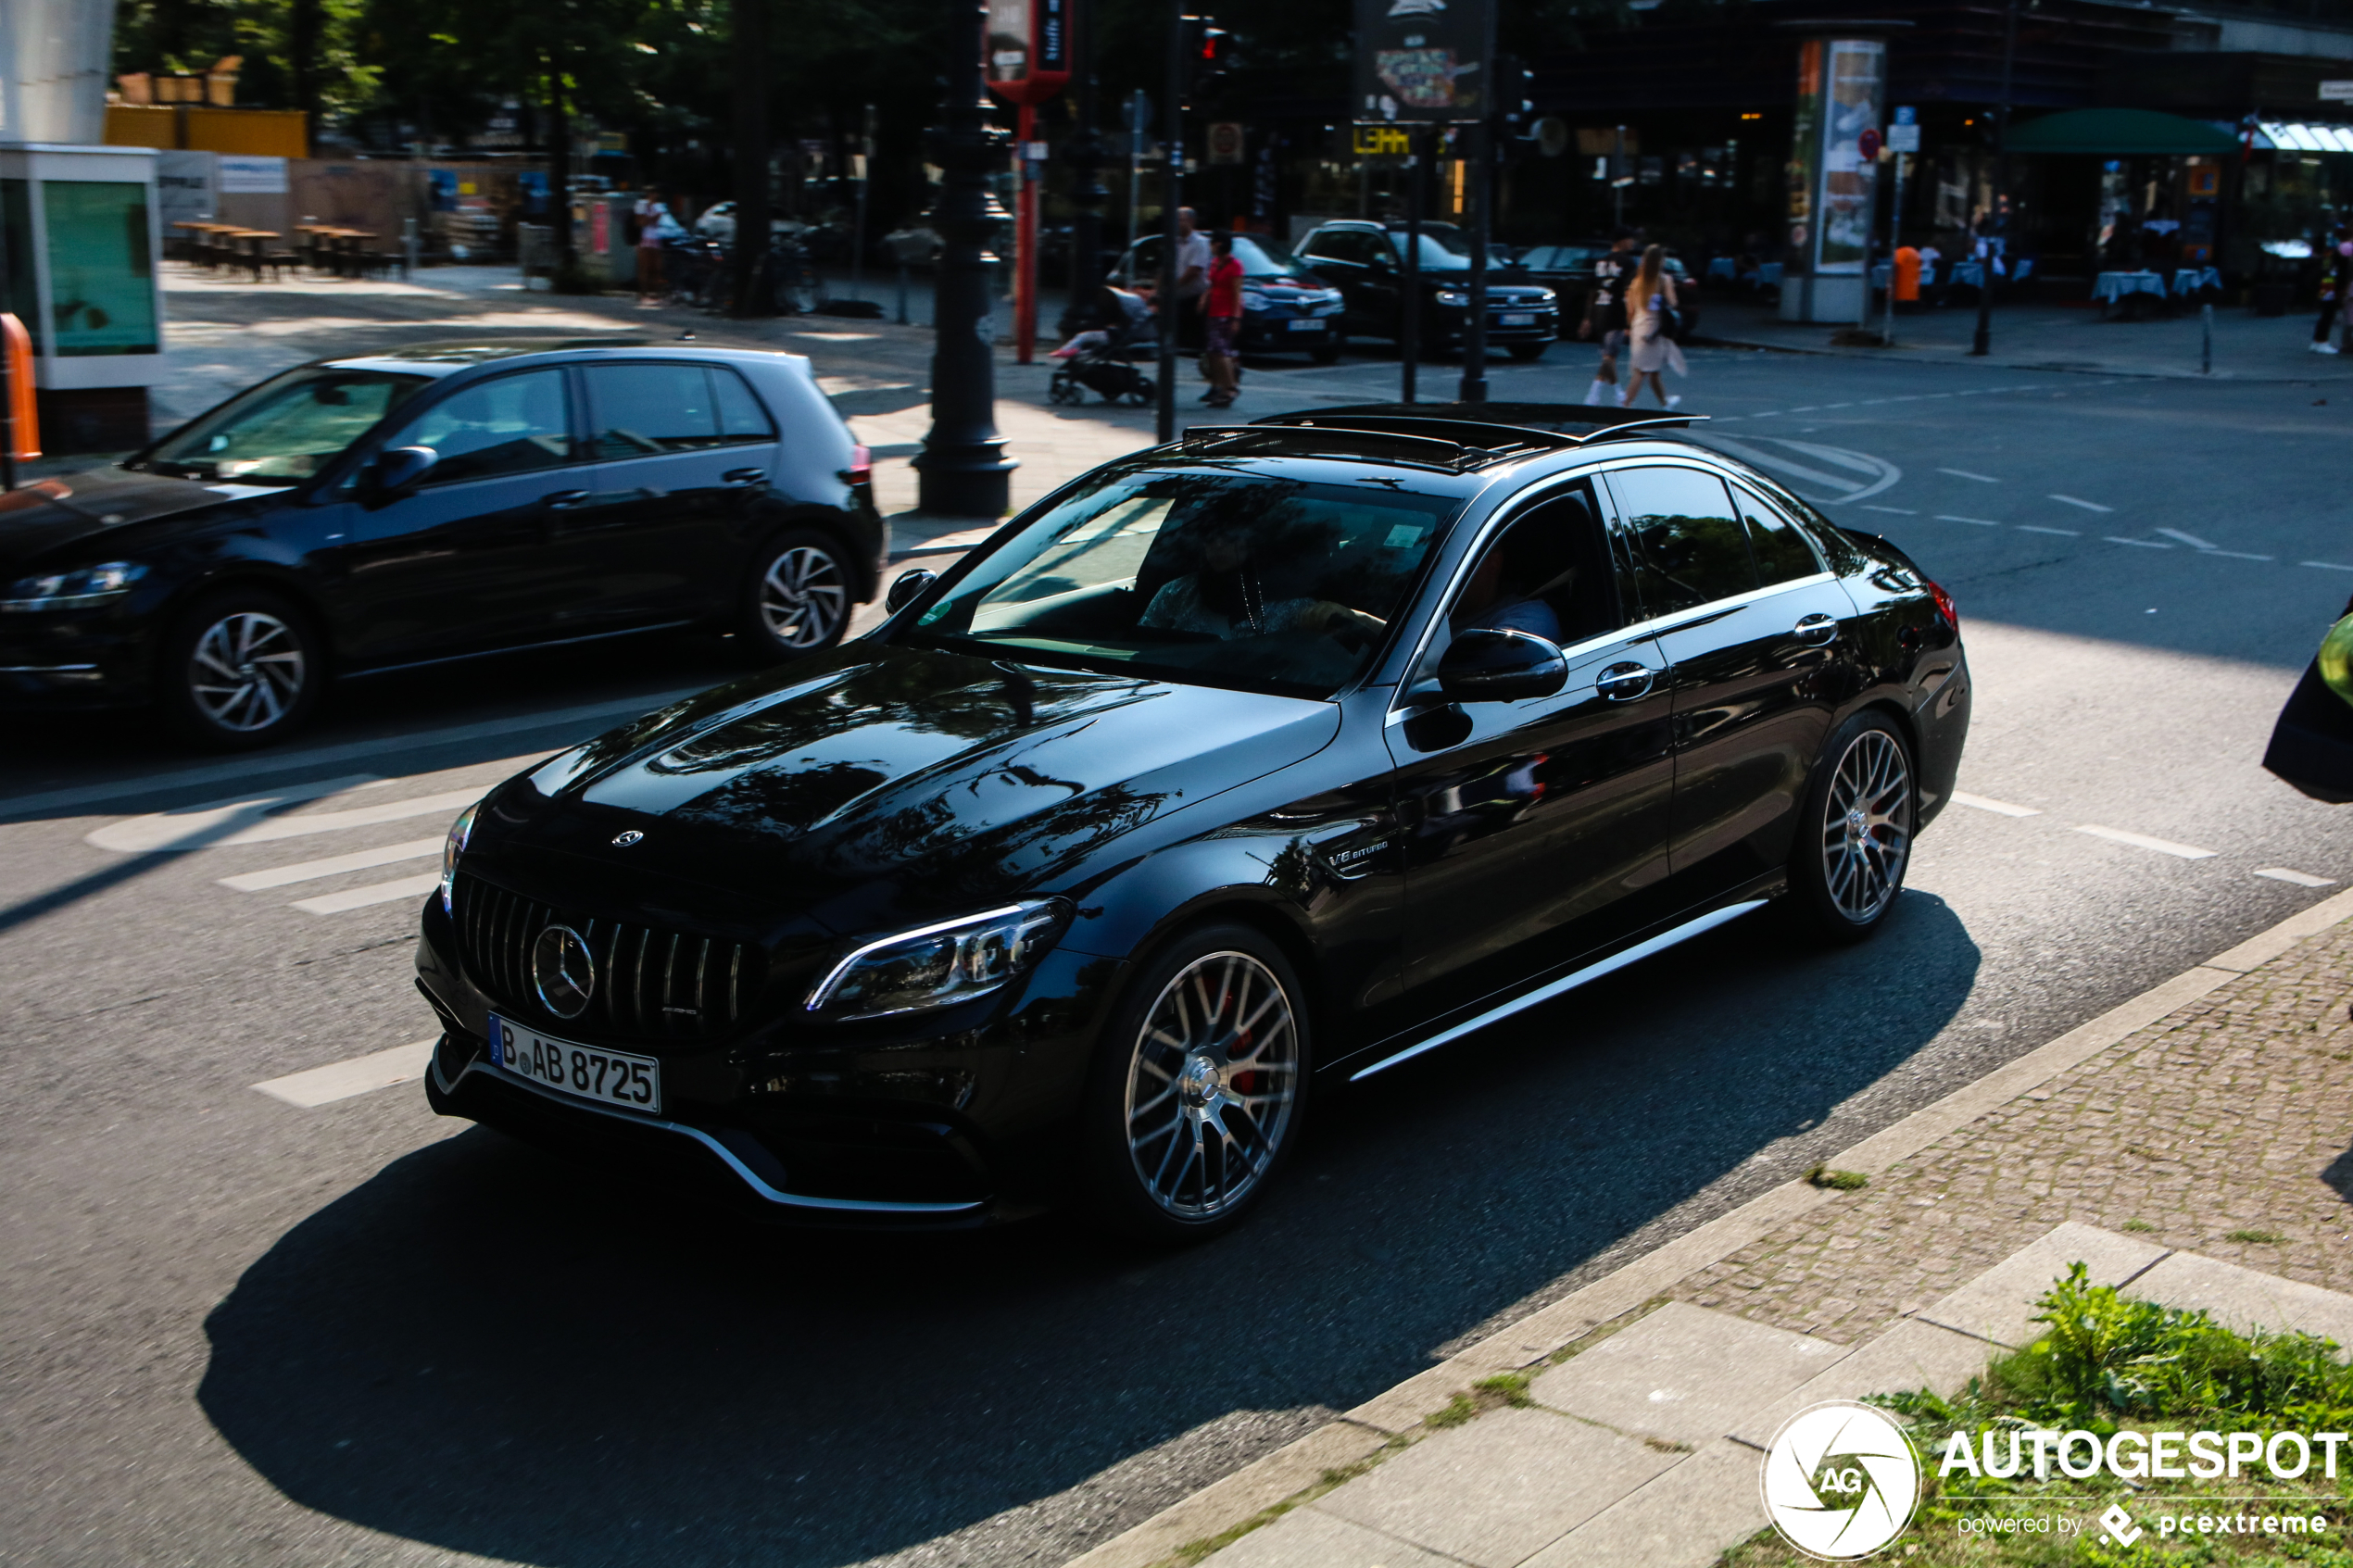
[0,341,885,747]
[1296,221,1559,359]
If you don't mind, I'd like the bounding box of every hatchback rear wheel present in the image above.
[1790,711,1915,941]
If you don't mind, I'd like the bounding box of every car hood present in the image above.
[501,644,1340,937]
[0,466,271,571]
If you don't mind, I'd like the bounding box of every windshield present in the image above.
[906,468,1461,697]
[1230,236,1322,281]
[141,367,432,483]
[1387,228,1475,271]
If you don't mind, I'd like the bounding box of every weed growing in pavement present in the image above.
[1806,1164,1870,1190]
[2228,1229,2288,1245]
[1716,1265,2353,1566]
[2121,1219,2159,1233]
[1428,1394,1480,1428]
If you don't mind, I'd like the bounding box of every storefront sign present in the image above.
[1353,0,1494,123]
[217,156,287,194]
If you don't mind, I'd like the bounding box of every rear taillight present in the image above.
[1928,580,1958,632]
[847,443,873,487]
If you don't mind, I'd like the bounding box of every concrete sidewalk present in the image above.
[1069,893,2353,1568]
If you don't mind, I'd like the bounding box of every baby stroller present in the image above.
[1049,288,1157,407]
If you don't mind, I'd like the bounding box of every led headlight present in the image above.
[440,801,478,915]
[806,899,1070,1022]
[1433,289,1469,307]
[0,561,148,613]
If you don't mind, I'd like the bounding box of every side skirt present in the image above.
[1345,897,1772,1083]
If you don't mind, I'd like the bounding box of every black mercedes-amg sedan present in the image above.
[0,340,883,748]
[417,404,1970,1240]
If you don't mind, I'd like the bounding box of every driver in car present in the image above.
[1453,528,1568,643]
[1139,512,1386,641]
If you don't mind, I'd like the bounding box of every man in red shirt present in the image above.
[1200,232,1244,408]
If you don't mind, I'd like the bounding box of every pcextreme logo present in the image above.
[1760,1401,1923,1561]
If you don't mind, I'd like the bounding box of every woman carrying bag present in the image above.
[1619,244,1686,410]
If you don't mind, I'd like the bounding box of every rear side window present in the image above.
[1730,484,1825,585]
[384,369,573,485]
[1606,467,1757,617]
[711,369,775,441]
[585,362,721,458]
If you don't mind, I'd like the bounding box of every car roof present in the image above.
[310,338,808,377]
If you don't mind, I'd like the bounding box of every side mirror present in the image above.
[1436,628,1567,704]
[885,568,937,614]
[370,445,438,495]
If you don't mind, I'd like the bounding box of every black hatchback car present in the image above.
[0,340,884,747]
[1297,221,1560,359]
[418,404,1969,1239]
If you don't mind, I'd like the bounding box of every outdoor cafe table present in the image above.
[296,226,377,276]
[219,230,280,280]
[2094,270,2169,318]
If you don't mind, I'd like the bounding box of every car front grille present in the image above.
[454,872,754,1045]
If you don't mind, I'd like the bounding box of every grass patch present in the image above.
[1477,1372,1535,1408]
[1717,1263,2353,1565]
[1158,1441,1403,1567]
[2227,1229,2287,1245]
[1428,1394,1479,1429]
[1806,1164,1870,1190]
[2121,1220,2159,1233]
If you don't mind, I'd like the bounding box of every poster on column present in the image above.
[1353,0,1494,123]
[1817,39,1885,273]
[1785,40,1823,270]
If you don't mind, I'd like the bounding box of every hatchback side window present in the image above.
[711,369,777,442]
[1305,230,1365,264]
[1607,467,1758,618]
[1730,485,1826,585]
[585,363,726,458]
[384,369,573,485]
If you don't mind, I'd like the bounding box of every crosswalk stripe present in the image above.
[290,872,442,916]
[2076,824,2218,860]
[94,785,483,856]
[217,836,444,892]
[86,774,383,853]
[2254,867,2336,888]
[254,1040,436,1108]
[1951,791,2042,818]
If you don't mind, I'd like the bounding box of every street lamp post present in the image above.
[916,0,1019,518]
[1154,0,1184,444]
[1969,0,2020,358]
[1061,10,1110,336]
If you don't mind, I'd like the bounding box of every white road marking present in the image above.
[2049,495,2113,513]
[2305,560,2353,572]
[1951,791,2042,818]
[93,785,484,855]
[2157,527,2216,549]
[86,775,383,853]
[2107,537,2171,549]
[2254,868,2337,887]
[290,872,443,916]
[217,836,443,892]
[2018,525,2081,536]
[1937,515,2003,526]
[1703,435,1903,503]
[2075,824,2218,860]
[1859,505,1917,515]
[2206,549,2275,562]
[1938,468,1999,483]
[254,1040,436,1108]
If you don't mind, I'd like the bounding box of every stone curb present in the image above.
[1061,884,2353,1568]
[1692,330,2353,383]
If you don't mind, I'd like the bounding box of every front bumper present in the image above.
[1241,314,1344,352]
[414,896,1123,1227]
[0,612,153,709]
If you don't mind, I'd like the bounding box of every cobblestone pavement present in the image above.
[1676,920,2353,1345]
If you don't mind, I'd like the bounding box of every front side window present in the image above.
[908,469,1463,697]
[1607,467,1758,618]
[384,369,573,485]
[142,368,432,483]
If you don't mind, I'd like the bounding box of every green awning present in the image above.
[2005,108,2239,156]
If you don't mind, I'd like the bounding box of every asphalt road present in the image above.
[4,318,2350,1568]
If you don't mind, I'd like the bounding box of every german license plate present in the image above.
[1500,312,1536,326]
[1287,317,1325,332]
[489,1014,661,1113]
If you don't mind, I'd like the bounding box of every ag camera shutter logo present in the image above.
[1760,1400,1922,1560]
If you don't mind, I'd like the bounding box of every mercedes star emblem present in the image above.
[531,923,597,1019]
[611,829,644,847]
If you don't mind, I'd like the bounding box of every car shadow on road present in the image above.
[195,892,1979,1568]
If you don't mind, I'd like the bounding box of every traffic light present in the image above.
[1180,16,1233,100]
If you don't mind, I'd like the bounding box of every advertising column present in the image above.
[1780,33,1886,323]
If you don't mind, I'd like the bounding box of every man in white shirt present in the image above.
[1175,207,1211,307]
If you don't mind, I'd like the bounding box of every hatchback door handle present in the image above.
[723,467,767,484]
[541,489,589,510]
[1794,613,1839,645]
[1596,662,1655,701]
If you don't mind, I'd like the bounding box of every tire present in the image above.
[1788,710,1916,943]
[736,528,854,661]
[157,586,324,750]
[1507,343,1548,362]
[1081,922,1313,1242]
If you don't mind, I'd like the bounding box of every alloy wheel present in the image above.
[1819,728,1912,924]
[1123,950,1301,1220]
[188,611,306,733]
[758,546,849,649]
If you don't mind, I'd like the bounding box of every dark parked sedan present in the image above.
[0,340,884,746]
[1516,244,1702,342]
[1297,221,1560,359]
[418,403,1969,1239]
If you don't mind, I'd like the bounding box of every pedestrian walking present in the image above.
[2312,224,2350,356]
[1580,228,1638,406]
[1199,232,1244,407]
[1619,243,1685,410]
[1174,207,1210,334]
[635,190,683,305]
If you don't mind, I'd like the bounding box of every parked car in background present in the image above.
[0,341,883,748]
[1113,232,1347,363]
[1512,244,1701,342]
[1295,221,1559,360]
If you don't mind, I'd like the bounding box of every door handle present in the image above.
[1794,613,1839,646]
[541,489,589,510]
[722,467,767,484]
[1596,662,1655,702]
